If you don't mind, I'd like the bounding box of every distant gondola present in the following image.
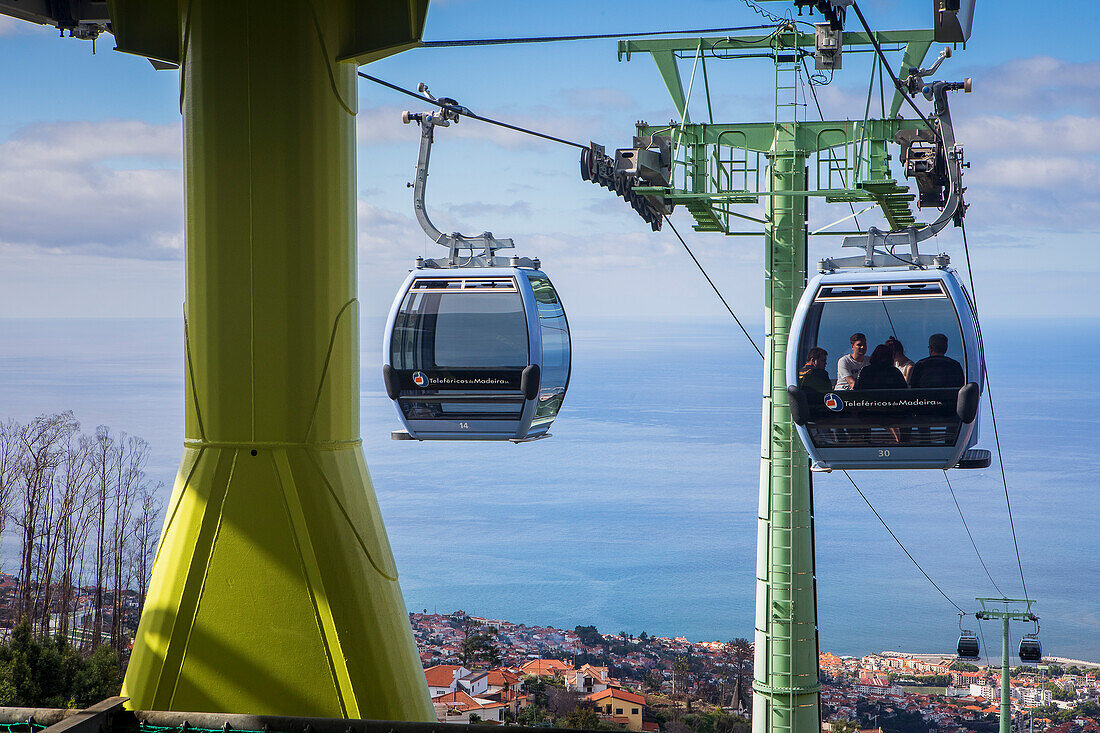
[958,632,981,660]
[383,265,570,441]
[786,266,990,471]
[1018,635,1042,664]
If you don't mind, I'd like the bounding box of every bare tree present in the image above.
[13,412,78,625]
[131,482,163,609]
[56,433,96,642]
[110,434,147,651]
[0,419,22,547]
[91,425,114,650]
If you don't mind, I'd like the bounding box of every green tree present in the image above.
[563,702,601,729]
[831,718,860,733]
[461,629,501,668]
[0,620,120,708]
[575,625,605,649]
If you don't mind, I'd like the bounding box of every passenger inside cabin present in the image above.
[835,332,868,390]
[855,344,908,390]
[909,333,965,388]
[885,336,915,384]
[798,347,831,393]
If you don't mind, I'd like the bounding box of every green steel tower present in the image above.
[617,20,945,733]
[976,598,1041,733]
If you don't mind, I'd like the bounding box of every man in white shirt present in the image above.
[835,332,868,389]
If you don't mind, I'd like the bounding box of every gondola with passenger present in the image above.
[786,52,988,470]
[786,264,989,470]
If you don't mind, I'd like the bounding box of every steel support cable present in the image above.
[943,469,1007,598]
[418,24,779,48]
[976,615,992,665]
[357,72,588,150]
[849,3,937,134]
[842,470,965,613]
[666,219,764,359]
[959,218,1031,604]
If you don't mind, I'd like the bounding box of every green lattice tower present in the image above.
[620,26,939,733]
[752,27,820,733]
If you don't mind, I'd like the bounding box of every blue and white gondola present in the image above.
[786,267,989,470]
[382,265,570,441]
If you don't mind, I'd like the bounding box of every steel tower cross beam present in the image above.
[72,0,438,719]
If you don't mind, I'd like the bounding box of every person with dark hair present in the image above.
[909,333,965,387]
[885,336,915,384]
[835,332,868,390]
[798,347,831,393]
[855,344,908,390]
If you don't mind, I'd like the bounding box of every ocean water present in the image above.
[0,316,1096,662]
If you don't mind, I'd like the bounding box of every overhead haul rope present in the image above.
[359,72,768,360]
[843,470,965,613]
[850,2,937,135]
[362,55,990,618]
[666,219,763,359]
[976,615,991,663]
[358,72,588,150]
[943,469,1007,598]
[419,24,780,48]
[959,218,1031,604]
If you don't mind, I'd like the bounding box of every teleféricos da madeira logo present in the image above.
[412,371,429,387]
[824,393,844,412]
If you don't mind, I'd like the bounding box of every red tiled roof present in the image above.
[425,665,463,687]
[432,690,481,709]
[521,659,573,676]
[486,668,521,686]
[586,689,645,706]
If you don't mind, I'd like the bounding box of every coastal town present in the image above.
[409,611,1100,733]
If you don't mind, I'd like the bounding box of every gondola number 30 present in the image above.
[878,449,891,457]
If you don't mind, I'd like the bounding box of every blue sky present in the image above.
[0,1,1097,323]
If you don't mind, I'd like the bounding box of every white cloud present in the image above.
[0,120,184,260]
[563,87,636,111]
[970,156,1100,191]
[975,56,1100,114]
[958,115,1100,154]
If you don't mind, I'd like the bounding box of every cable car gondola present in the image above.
[957,632,981,660]
[787,266,988,470]
[1019,635,1042,664]
[1019,617,1042,664]
[383,264,570,441]
[382,90,570,441]
[957,614,981,659]
[786,50,988,470]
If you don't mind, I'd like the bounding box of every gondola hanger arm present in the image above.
[833,49,972,268]
[403,85,521,268]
